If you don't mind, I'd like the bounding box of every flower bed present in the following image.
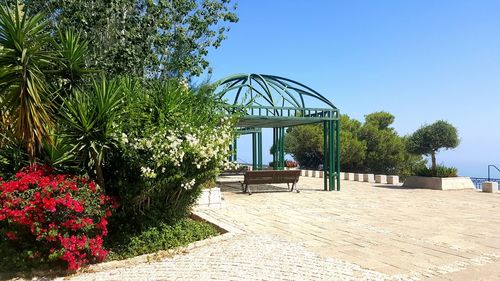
[0,165,116,271]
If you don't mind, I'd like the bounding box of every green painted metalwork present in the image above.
[323,121,328,191]
[279,127,285,170]
[233,138,238,162]
[335,120,341,191]
[216,73,341,191]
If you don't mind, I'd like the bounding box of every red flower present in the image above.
[0,164,115,271]
[5,231,17,240]
[42,197,57,212]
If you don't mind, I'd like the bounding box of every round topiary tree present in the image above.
[407,120,460,171]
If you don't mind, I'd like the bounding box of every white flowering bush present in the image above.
[105,78,238,224]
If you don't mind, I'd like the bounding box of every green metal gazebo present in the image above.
[216,73,340,191]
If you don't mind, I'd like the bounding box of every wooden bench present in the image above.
[240,170,301,195]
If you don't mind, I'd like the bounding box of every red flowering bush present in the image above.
[0,165,116,271]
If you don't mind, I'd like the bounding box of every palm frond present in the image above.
[0,3,56,160]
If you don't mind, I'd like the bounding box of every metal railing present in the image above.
[470,177,500,189]
[488,165,500,181]
[470,165,500,189]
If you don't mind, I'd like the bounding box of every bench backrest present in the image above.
[244,170,301,184]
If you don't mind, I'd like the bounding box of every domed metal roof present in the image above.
[215,73,338,128]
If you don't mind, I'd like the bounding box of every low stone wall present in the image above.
[196,187,222,208]
[402,176,475,190]
[296,170,403,185]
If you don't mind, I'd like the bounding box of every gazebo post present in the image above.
[329,119,335,191]
[335,119,341,191]
[273,128,278,169]
[279,127,285,170]
[252,132,257,170]
[233,138,237,162]
[258,130,263,170]
[323,121,328,191]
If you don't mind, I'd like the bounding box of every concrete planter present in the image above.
[196,187,222,208]
[354,173,364,181]
[344,173,354,180]
[482,181,498,193]
[387,175,399,184]
[375,175,387,184]
[402,176,474,190]
[363,174,375,183]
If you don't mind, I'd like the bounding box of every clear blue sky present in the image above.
[200,0,500,177]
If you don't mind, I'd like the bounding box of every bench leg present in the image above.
[287,183,291,191]
[240,182,252,195]
[293,182,300,193]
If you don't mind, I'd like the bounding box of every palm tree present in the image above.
[0,3,54,160]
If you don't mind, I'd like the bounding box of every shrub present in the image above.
[105,79,237,226]
[416,165,458,178]
[106,219,219,260]
[0,165,116,271]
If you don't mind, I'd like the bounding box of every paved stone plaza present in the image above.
[63,177,500,280]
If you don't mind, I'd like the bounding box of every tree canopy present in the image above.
[407,120,460,170]
[283,111,426,177]
[17,0,239,78]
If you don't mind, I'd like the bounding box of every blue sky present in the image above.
[200,0,500,177]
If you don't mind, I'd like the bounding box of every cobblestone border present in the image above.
[78,210,241,274]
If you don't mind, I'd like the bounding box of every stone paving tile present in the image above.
[204,177,500,280]
[33,176,500,280]
[62,234,389,281]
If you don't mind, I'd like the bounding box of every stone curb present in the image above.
[75,210,242,275]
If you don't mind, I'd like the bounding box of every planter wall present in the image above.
[402,176,474,190]
[196,187,222,208]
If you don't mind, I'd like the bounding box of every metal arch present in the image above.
[215,73,337,111]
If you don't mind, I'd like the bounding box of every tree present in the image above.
[358,112,407,174]
[283,112,425,177]
[0,3,91,161]
[284,124,323,169]
[364,111,395,130]
[407,120,460,171]
[20,0,239,78]
[339,115,366,171]
[0,3,54,160]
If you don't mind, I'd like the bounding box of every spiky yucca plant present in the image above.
[0,3,54,160]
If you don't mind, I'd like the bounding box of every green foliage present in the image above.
[105,78,236,225]
[0,129,28,178]
[364,111,395,130]
[339,115,366,171]
[0,3,92,176]
[283,112,425,177]
[106,219,219,261]
[0,3,54,159]
[407,120,460,170]
[358,112,405,174]
[284,124,323,169]
[20,0,239,78]
[416,165,458,177]
[60,77,124,190]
